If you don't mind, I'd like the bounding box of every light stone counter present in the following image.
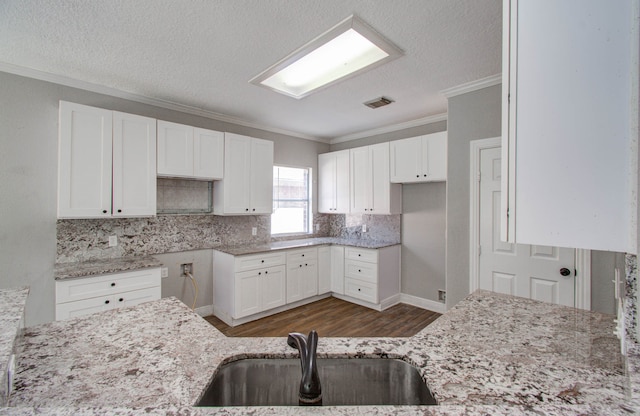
[0,287,29,406]
[54,256,163,280]
[5,291,634,415]
[215,237,400,256]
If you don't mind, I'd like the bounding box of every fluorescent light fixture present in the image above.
[250,15,403,99]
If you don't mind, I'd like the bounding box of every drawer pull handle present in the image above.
[104,300,110,304]
[119,298,124,302]
[110,283,116,287]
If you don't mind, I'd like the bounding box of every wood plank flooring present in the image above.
[204,297,441,337]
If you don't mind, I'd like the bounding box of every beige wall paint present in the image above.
[0,71,328,326]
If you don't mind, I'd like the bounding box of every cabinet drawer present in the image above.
[344,278,377,303]
[286,248,318,264]
[55,268,161,304]
[344,247,378,263]
[235,252,286,272]
[55,286,161,320]
[344,259,377,284]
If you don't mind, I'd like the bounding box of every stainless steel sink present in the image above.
[196,358,437,406]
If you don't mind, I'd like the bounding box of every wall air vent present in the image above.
[364,96,394,109]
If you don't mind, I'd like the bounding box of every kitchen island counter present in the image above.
[6,291,634,415]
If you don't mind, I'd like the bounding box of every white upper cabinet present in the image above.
[318,149,350,213]
[350,142,402,215]
[58,101,156,219]
[157,120,223,180]
[213,133,273,215]
[502,0,638,253]
[390,132,447,183]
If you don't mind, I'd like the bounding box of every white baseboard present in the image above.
[194,304,214,317]
[399,294,446,314]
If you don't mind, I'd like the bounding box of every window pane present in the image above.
[272,166,310,235]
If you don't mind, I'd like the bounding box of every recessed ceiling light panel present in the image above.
[250,15,404,99]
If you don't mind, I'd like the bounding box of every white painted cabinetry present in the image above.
[213,133,273,215]
[341,246,400,310]
[501,0,638,253]
[55,268,161,320]
[58,101,157,219]
[213,251,287,325]
[157,120,224,180]
[317,246,331,294]
[318,150,350,213]
[286,248,318,303]
[350,142,402,214]
[390,131,447,183]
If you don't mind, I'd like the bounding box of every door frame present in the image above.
[469,137,591,310]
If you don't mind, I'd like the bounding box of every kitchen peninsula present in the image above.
[4,290,632,415]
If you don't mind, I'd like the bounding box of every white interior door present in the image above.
[479,146,576,306]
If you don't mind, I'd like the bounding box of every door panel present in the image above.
[479,146,575,307]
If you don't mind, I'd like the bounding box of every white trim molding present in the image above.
[575,249,591,310]
[0,61,328,143]
[330,113,447,144]
[440,74,502,98]
[399,293,446,314]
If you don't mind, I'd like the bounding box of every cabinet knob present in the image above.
[261,260,265,263]
[245,208,249,212]
[358,254,361,257]
[424,174,427,177]
[305,263,308,266]
[102,210,108,214]
[265,270,268,274]
[358,269,361,272]
[358,288,361,292]
[252,208,256,212]
[258,272,262,275]
[299,264,302,268]
[110,282,116,287]
[119,298,124,302]
[416,174,419,178]
[104,300,110,304]
[117,209,122,213]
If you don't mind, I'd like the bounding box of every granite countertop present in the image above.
[0,287,29,405]
[6,290,634,415]
[54,256,163,280]
[215,237,401,256]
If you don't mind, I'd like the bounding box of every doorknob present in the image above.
[560,268,572,277]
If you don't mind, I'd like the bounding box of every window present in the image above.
[271,166,311,235]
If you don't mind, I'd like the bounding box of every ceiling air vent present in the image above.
[363,96,394,109]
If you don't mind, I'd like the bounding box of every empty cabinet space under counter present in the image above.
[340,245,400,311]
[55,268,161,321]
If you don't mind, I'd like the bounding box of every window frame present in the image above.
[271,164,313,236]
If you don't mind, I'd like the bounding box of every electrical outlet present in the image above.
[181,263,193,276]
[315,223,320,232]
[438,290,446,302]
[161,267,169,278]
[251,227,257,236]
[362,224,367,233]
[108,235,118,247]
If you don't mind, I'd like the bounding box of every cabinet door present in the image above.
[234,269,261,318]
[423,132,447,181]
[112,112,157,217]
[390,137,421,183]
[370,142,391,214]
[502,0,635,253]
[318,152,336,213]
[286,262,305,303]
[249,138,274,214]
[193,127,224,180]
[350,146,371,213]
[261,265,286,311]
[317,246,331,294]
[58,101,112,218]
[221,133,252,214]
[334,150,350,214]
[156,120,193,177]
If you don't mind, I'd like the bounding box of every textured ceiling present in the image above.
[0,0,502,141]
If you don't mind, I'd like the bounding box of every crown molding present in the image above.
[330,112,448,145]
[440,73,502,98]
[0,61,329,143]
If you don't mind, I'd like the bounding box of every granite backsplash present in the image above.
[56,213,401,263]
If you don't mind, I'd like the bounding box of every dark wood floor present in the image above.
[204,297,441,337]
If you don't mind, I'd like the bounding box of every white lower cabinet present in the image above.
[55,268,161,320]
[341,246,400,309]
[213,244,400,326]
[286,248,318,303]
